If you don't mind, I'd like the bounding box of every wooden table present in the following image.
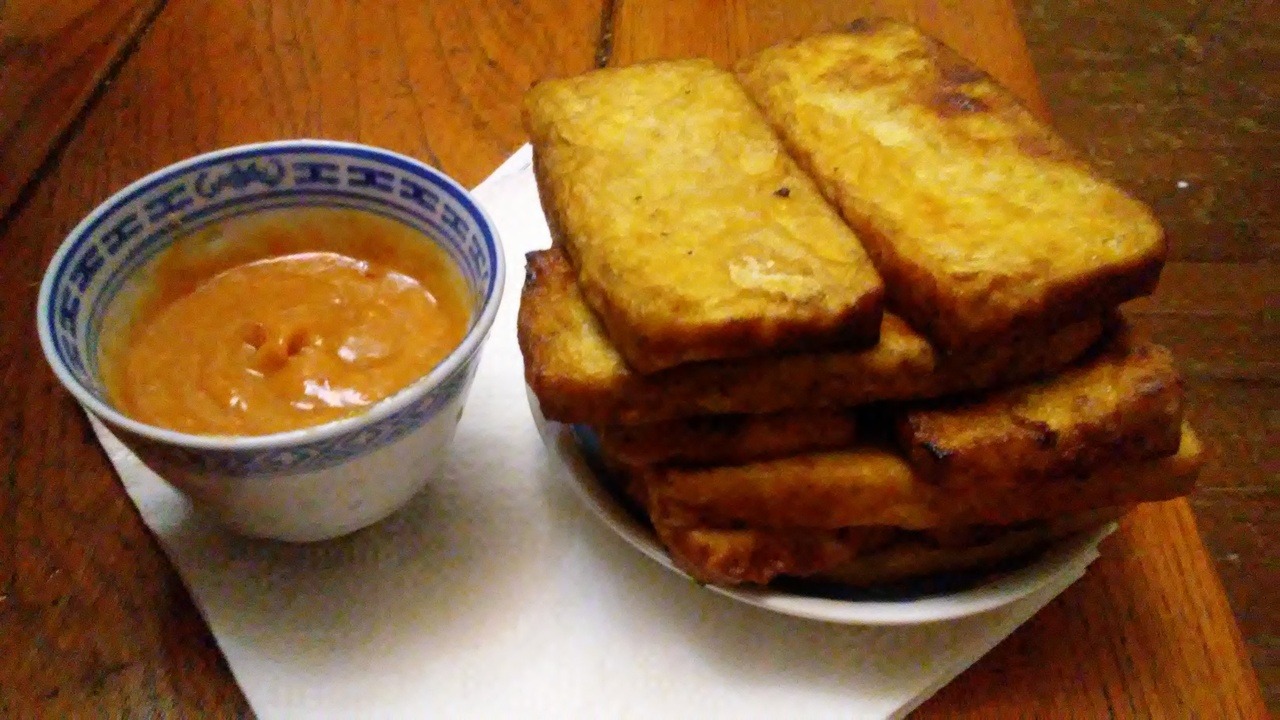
[0,1,1269,716]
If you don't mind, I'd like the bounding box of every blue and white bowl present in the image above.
[37,140,505,541]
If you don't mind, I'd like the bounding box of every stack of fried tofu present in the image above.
[517,19,1201,588]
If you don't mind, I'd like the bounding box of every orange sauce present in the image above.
[102,208,471,436]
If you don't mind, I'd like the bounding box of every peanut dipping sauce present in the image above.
[102,208,471,436]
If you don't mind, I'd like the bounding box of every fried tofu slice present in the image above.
[652,505,1121,587]
[640,445,940,530]
[736,20,1166,352]
[898,327,1184,490]
[653,523,895,586]
[524,59,884,373]
[518,249,1104,425]
[597,410,858,466]
[950,426,1201,526]
[810,507,1122,589]
[636,425,1201,531]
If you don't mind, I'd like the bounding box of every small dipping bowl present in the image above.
[37,140,504,542]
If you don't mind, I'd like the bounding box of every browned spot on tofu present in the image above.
[920,439,955,463]
[1016,134,1057,158]
[823,55,906,89]
[939,62,988,86]
[845,18,880,33]
[1012,415,1059,449]
[523,251,546,287]
[1134,374,1173,398]
[933,90,990,117]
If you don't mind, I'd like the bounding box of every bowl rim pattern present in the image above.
[36,139,505,456]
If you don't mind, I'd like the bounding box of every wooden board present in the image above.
[1021,4,1279,705]
[924,501,1267,717]
[608,0,1048,118]
[0,0,1268,716]
[0,0,603,714]
[0,0,165,218]
[1023,0,1280,265]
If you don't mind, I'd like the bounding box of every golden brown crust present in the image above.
[517,249,1104,425]
[652,505,1123,587]
[736,21,1166,352]
[810,507,1124,588]
[597,410,858,466]
[523,59,884,373]
[955,426,1201,525]
[637,424,1201,531]
[653,523,892,586]
[641,445,939,530]
[897,326,1185,492]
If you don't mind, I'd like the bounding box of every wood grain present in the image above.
[608,0,1048,118]
[17,0,603,190]
[0,0,604,714]
[923,501,1268,718]
[0,0,1270,716]
[1128,263,1279,381]
[1020,0,1280,265]
[0,0,165,219]
[1017,2,1279,709]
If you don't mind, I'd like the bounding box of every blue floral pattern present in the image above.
[41,142,499,477]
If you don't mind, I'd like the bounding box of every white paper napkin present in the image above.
[90,145,1101,720]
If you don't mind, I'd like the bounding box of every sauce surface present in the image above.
[103,208,471,436]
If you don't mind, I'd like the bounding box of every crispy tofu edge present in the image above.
[597,409,859,466]
[897,330,1186,486]
[518,249,1106,426]
[524,64,886,373]
[639,423,1200,531]
[735,20,1167,352]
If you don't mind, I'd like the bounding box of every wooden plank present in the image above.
[1019,3,1279,708]
[608,0,1049,117]
[924,501,1269,717]
[1019,1,1280,263]
[0,0,165,218]
[1125,261,1280,381]
[0,0,604,715]
[1191,489,1280,711]
[10,0,603,191]
[1182,377,1279,490]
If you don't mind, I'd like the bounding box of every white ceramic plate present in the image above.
[529,390,1114,625]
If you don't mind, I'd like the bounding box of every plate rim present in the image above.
[528,389,1114,625]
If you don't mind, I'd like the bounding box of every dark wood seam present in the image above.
[594,0,619,68]
[0,0,171,234]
